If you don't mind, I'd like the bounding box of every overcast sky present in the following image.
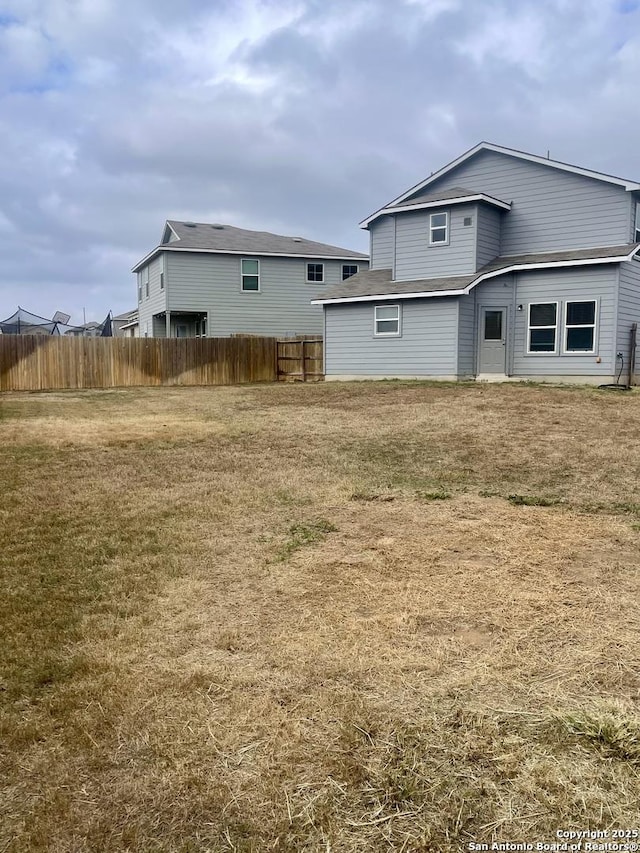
[1,0,639,323]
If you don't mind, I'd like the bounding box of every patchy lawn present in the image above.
[1,381,639,852]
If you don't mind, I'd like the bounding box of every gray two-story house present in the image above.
[313,142,640,384]
[132,221,368,338]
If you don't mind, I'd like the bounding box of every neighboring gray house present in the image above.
[313,142,640,384]
[132,221,368,338]
[113,309,139,338]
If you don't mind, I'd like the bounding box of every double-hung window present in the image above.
[159,254,165,290]
[144,266,150,299]
[374,304,401,336]
[342,264,359,280]
[307,263,324,283]
[241,259,260,292]
[527,302,558,353]
[429,212,448,245]
[564,300,596,353]
[137,272,142,303]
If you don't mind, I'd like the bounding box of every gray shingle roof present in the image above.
[165,221,367,258]
[390,186,508,207]
[315,244,639,303]
[132,221,368,272]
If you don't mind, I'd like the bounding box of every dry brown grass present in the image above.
[1,381,640,852]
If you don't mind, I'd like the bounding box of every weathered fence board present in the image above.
[277,338,324,382]
[0,335,279,391]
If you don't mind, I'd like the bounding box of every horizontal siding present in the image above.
[162,253,368,337]
[457,294,475,376]
[325,298,459,376]
[394,204,477,280]
[137,254,165,337]
[370,218,394,270]
[617,259,640,366]
[416,150,631,254]
[511,266,617,376]
[476,206,502,267]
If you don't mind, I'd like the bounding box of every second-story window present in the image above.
[635,202,640,242]
[429,212,448,245]
[342,264,359,280]
[241,259,260,291]
[144,266,150,298]
[307,263,324,283]
[137,272,142,303]
[159,254,165,290]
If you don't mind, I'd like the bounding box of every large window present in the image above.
[241,258,260,292]
[342,264,359,280]
[429,212,448,245]
[564,300,596,353]
[374,304,401,336]
[527,302,557,353]
[307,263,324,283]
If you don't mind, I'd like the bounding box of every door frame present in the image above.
[476,305,509,376]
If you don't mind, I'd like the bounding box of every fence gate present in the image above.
[277,338,323,382]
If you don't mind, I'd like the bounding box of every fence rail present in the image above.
[0,335,280,391]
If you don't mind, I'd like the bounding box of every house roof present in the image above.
[312,244,640,305]
[360,142,640,228]
[132,221,368,272]
[360,186,511,227]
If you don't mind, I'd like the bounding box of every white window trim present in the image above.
[429,211,449,246]
[306,262,324,283]
[159,254,165,290]
[562,299,597,355]
[241,258,260,292]
[635,202,640,242]
[374,304,401,337]
[342,263,359,280]
[526,301,559,355]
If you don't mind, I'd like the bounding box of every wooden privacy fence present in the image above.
[277,338,323,382]
[0,335,279,391]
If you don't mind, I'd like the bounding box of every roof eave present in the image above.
[132,244,368,272]
[313,249,639,305]
[359,142,640,227]
[360,192,511,228]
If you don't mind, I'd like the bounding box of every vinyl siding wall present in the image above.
[394,204,477,280]
[412,150,631,254]
[137,254,165,337]
[617,259,640,368]
[476,206,502,268]
[457,294,475,377]
[511,266,618,377]
[137,252,368,338]
[324,298,459,377]
[369,218,395,270]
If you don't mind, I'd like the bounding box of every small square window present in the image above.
[564,300,596,353]
[241,258,260,291]
[374,304,401,336]
[527,302,557,353]
[463,216,473,227]
[429,212,448,245]
[342,264,359,280]
[307,263,324,283]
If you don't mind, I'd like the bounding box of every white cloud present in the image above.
[0,0,640,322]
